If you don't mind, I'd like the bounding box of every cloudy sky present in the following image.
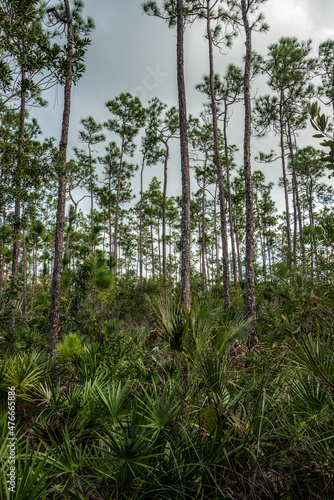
[33,0,334,213]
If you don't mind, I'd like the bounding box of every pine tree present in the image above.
[48,0,94,353]
[74,116,105,243]
[143,0,193,310]
[238,0,268,329]
[196,64,243,295]
[104,93,145,272]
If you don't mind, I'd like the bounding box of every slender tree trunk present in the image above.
[207,1,229,306]
[214,186,219,276]
[10,63,26,329]
[307,182,314,225]
[241,0,256,327]
[211,238,214,284]
[150,223,155,278]
[32,244,36,299]
[22,202,27,322]
[255,195,264,273]
[139,156,145,285]
[286,119,306,268]
[157,219,161,274]
[224,107,238,295]
[199,222,202,275]
[177,0,191,311]
[282,230,286,264]
[292,179,298,259]
[114,140,124,272]
[108,176,112,263]
[202,176,207,290]
[260,230,266,275]
[206,250,211,284]
[65,215,71,254]
[307,182,317,280]
[279,99,292,258]
[267,235,272,274]
[234,214,243,281]
[307,184,315,279]
[271,241,275,272]
[162,143,169,277]
[48,1,73,353]
[89,144,94,235]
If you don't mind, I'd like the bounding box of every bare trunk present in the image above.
[177,0,191,311]
[287,119,306,268]
[89,144,95,254]
[234,214,243,281]
[162,143,169,277]
[242,0,256,326]
[224,108,238,295]
[114,140,124,271]
[108,176,112,263]
[157,219,161,274]
[139,156,145,285]
[279,99,292,257]
[150,223,155,278]
[48,0,73,353]
[202,176,207,290]
[292,179,298,259]
[32,245,37,299]
[307,181,314,225]
[10,63,26,329]
[214,186,219,276]
[22,202,27,322]
[207,2,229,306]
[89,145,94,230]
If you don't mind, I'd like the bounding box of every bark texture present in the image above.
[177,0,191,311]
[241,0,256,325]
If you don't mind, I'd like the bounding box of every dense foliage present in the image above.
[0,0,334,498]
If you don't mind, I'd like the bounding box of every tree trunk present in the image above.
[32,244,37,299]
[139,155,145,285]
[114,139,124,272]
[307,181,314,225]
[177,0,191,312]
[48,0,73,353]
[292,177,298,259]
[267,235,272,274]
[22,202,27,323]
[207,1,230,306]
[214,186,219,276]
[234,214,243,281]
[157,219,161,274]
[279,98,292,258]
[150,223,155,278]
[241,0,256,326]
[10,63,26,329]
[286,118,306,269]
[224,107,238,296]
[108,175,112,263]
[89,143,94,253]
[202,176,207,290]
[162,143,169,277]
